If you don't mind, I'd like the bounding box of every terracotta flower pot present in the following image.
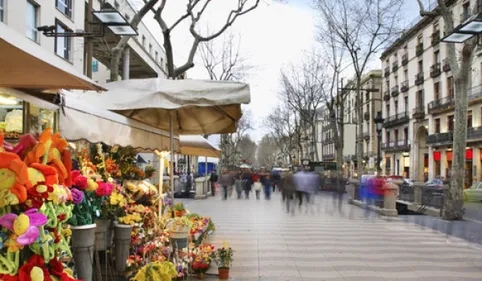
[218,267,229,280]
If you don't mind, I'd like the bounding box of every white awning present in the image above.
[179,135,221,158]
[0,24,104,91]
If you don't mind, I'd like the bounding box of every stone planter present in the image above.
[114,223,133,272]
[70,223,97,281]
[95,218,113,251]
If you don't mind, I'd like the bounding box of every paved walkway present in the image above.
[181,192,482,281]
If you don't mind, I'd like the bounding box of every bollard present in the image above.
[383,183,398,216]
[71,223,97,281]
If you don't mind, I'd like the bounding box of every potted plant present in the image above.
[214,244,233,280]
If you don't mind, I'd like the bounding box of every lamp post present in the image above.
[374,111,384,173]
[441,13,482,43]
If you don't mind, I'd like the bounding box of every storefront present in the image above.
[443,149,473,188]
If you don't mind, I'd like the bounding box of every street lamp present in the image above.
[374,111,384,173]
[441,13,482,43]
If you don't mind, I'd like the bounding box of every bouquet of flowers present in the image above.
[191,244,215,275]
[126,254,145,273]
[131,261,177,281]
[173,202,187,217]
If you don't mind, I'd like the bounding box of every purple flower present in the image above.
[71,188,84,204]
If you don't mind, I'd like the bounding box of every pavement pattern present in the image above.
[181,192,482,281]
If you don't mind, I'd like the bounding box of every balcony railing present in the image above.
[381,140,411,152]
[323,154,335,161]
[428,95,454,114]
[412,105,425,119]
[416,43,424,56]
[430,63,441,78]
[426,132,453,145]
[415,72,424,85]
[468,126,482,140]
[392,61,399,72]
[364,112,370,121]
[383,90,390,101]
[400,80,409,92]
[401,53,408,66]
[468,85,482,104]
[384,66,390,77]
[383,111,409,128]
[391,85,399,97]
[443,58,451,72]
[431,31,440,46]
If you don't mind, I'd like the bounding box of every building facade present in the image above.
[381,0,482,187]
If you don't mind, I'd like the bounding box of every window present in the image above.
[114,0,120,9]
[149,43,152,54]
[395,75,398,85]
[462,2,470,22]
[434,22,439,34]
[404,96,408,113]
[125,13,130,21]
[434,50,440,63]
[386,131,391,143]
[26,1,38,42]
[394,129,399,142]
[418,60,423,73]
[56,0,72,18]
[142,35,146,47]
[447,76,454,98]
[386,104,390,117]
[404,69,408,81]
[0,0,4,23]
[448,115,454,132]
[468,110,473,128]
[435,118,440,133]
[54,20,71,61]
[434,82,440,100]
[403,127,408,141]
[92,61,98,72]
[416,89,424,107]
[417,34,423,44]
[394,100,398,114]
[365,92,369,102]
[155,51,158,62]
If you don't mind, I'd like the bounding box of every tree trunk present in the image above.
[443,77,468,220]
[312,124,318,161]
[110,49,122,81]
[356,78,363,177]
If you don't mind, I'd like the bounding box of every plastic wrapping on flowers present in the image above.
[0,128,80,280]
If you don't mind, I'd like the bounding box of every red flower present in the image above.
[49,258,81,281]
[19,255,52,281]
[0,274,20,281]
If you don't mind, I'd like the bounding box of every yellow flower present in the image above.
[62,228,72,237]
[0,189,19,207]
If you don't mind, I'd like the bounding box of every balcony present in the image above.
[383,111,409,128]
[400,80,408,93]
[416,43,424,56]
[383,90,390,101]
[443,58,451,72]
[391,85,399,97]
[428,96,454,114]
[381,140,411,152]
[412,106,425,120]
[431,31,440,46]
[414,72,424,86]
[468,126,482,141]
[468,85,482,105]
[401,53,408,66]
[384,67,390,77]
[426,132,453,145]
[323,153,335,161]
[364,112,370,121]
[430,63,441,78]
[392,61,399,72]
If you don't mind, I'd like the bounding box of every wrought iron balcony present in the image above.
[415,72,424,86]
[323,153,335,161]
[426,132,453,145]
[392,61,399,72]
[381,140,411,152]
[401,53,408,66]
[400,80,409,92]
[412,105,425,120]
[364,112,370,121]
[430,63,441,78]
[443,58,451,72]
[428,95,454,114]
[431,31,440,46]
[468,126,482,141]
[468,85,482,104]
[391,85,399,97]
[383,111,409,128]
[383,90,390,101]
[384,66,390,77]
[416,43,424,56]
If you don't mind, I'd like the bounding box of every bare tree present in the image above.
[279,56,328,161]
[257,135,279,168]
[416,0,477,220]
[220,110,253,168]
[135,0,260,79]
[316,0,403,175]
[238,135,257,165]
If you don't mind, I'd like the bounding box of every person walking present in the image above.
[242,169,253,199]
[209,170,218,197]
[253,178,263,200]
[260,168,272,200]
[235,175,244,199]
[218,169,234,200]
[271,170,281,192]
[280,172,296,213]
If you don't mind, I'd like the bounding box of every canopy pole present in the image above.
[170,112,175,211]
[156,150,166,218]
[205,156,208,194]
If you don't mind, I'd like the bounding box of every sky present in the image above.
[133,0,435,145]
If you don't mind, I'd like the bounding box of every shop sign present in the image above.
[433,151,441,161]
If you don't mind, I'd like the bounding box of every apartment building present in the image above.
[1,0,86,72]
[380,0,482,187]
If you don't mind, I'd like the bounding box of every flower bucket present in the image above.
[170,230,189,248]
[218,267,229,280]
[95,218,113,251]
[70,223,97,281]
[114,223,133,272]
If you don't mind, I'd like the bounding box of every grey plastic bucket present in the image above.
[70,223,97,281]
[114,223,133,272]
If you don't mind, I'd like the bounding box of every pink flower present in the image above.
[0,209,47,247]
[71,188,84,204]
[95,182,113,197]
[71,170,88,190]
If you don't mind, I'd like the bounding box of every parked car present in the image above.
[464,182,482,202]
[403,178,414,186]
[425,179,444,188]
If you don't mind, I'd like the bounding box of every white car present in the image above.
[464,182,482,202]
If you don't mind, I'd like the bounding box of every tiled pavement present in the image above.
[181,192,482,281]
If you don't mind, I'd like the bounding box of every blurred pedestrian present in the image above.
[260,167,272,200]
[235,175,244,199]
[253,178,263,200]
[242,169,253,199]
[209,170,218,197]
[219,169,234,200]
[332,173,346,213]
[280,172,296,213]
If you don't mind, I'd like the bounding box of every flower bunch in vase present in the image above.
[191,244,215,278]
[173,202,187,217]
